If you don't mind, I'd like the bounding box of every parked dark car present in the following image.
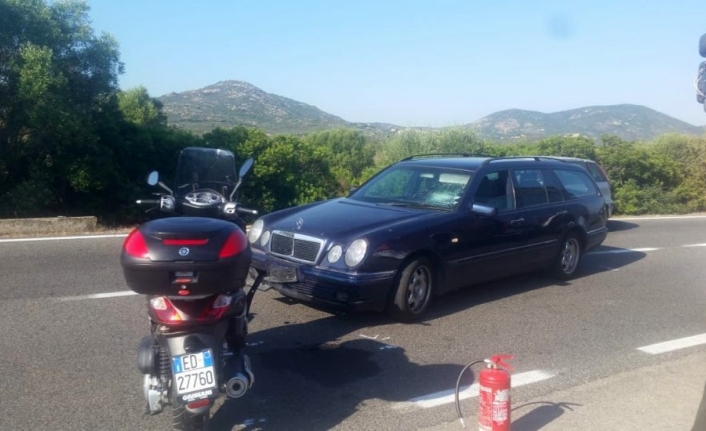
[247,155,609,322]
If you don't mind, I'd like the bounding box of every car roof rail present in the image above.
[521,155,582,162]
[475,155,572,169]
[401,153,491,161]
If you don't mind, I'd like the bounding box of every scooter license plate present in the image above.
[172,350,217,397]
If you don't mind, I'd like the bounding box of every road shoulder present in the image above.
[423,350,706,431]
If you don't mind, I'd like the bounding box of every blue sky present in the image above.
[87,0,706,127]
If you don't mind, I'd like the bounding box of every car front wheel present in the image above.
[552,231,582,279]
[388,257,434,322]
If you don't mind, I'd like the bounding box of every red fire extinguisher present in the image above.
[478,354,514,431]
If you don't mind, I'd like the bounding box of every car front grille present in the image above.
[269,231,324,264]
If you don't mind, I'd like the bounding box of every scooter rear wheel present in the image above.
[172,405,210,431]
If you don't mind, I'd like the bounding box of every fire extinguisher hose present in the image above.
[454,359,486,429]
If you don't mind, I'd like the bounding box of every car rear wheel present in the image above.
[552,231,582,279]
[388,257,434,322]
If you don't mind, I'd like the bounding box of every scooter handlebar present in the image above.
[136,199,160,205]
[237,207,258,216]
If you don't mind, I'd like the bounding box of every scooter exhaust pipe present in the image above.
[223,353,254,398]
[225,373,250,398]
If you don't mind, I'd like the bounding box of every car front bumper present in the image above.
[251,249,396,312]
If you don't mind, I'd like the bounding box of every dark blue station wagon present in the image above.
[247,155,609,321]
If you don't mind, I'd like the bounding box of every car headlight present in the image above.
[260,230,271,247]
[345,239,367,267]
[327,245,343,263]
[248,219,264,243]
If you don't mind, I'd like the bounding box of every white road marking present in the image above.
[392,370,554,410]
[589,247,659,255]
[55,291,138,301]
[0,233,128,243]
[614,215,706,221]
[684,243,706,247]
[598,265,618,271]
[637,333,706,355]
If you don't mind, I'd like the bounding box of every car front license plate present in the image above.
[266,265,298,283]
[172,350,217,396]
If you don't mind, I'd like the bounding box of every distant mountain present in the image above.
[158,80,349,134]
[466,105,706,142]
[158,81,706,141]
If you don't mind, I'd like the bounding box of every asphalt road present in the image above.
[1,216,705,430]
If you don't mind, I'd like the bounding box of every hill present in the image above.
[467,105,705,142]
[157,81,705,141]
[158,80,349,135]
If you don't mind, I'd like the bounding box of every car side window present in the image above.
[541,169,565,203]
[473,170,515,211]
[554,169,599,199]
[512,169,549,208]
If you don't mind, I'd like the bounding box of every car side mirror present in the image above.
[470,203,498,217]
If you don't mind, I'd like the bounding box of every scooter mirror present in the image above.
[239,158,254,178]
[147,171,159,186]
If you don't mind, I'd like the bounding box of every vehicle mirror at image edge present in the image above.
[147,171,159,186]
[471,203,498,217]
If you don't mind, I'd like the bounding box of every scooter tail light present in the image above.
[197,295,232,322]
[150,296,182,323]
[219,230,248,258]
[187,399,211,409]
[123,229,150,259]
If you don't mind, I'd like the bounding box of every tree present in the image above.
[303,128,375,191]
[117,86,166,127]
[376,128,494,168]
[533,135,597,159]
[0,0,124,217]
[202,127,339,214]
[651,134,706,212]
[596,135,681,190]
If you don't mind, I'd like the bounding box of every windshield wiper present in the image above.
[385,202,447,210]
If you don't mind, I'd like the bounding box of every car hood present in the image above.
[263,198,435,241]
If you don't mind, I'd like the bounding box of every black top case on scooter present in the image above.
[120,217,252,296]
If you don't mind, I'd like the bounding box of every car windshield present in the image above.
[349,165,473,210]
[174,147,238,197]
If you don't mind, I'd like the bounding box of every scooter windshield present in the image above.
[174,147,238,197]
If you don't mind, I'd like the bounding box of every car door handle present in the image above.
[510,218,525,226]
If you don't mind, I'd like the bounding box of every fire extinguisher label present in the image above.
[495,389,509,402]
[493,400,509,422]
